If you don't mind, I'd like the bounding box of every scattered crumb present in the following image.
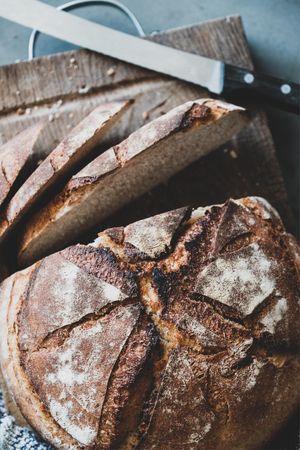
[25,107,31,115]
[142,111,149,120]
[69,57,78,69]
[47,99,64,117]
[106,67,115,76]
[229,149,238,159]
[16,90,21,96]
[78,85,90,94]
[55,99,63,108]
[69,112,74,119]
[16,108,25,115]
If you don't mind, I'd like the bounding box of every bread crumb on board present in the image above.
[106,67,116,76]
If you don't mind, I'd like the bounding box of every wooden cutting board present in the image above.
[0,15,294,234]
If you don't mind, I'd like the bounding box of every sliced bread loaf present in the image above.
[18,99,248,267]
[0,101,130,242]
[0,122,44,209]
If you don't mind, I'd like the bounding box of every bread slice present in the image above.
[0,101,131,243]
[18,99,248,267]
[1,197,299,449]
[0,122,44,209]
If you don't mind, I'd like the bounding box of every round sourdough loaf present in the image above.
[0,197,299,449]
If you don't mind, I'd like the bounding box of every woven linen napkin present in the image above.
[0,392,52,450]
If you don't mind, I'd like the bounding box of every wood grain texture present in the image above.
[0,15,292,231]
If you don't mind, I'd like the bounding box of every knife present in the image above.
[1,0,299,114]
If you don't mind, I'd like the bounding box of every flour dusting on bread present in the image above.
[194,243,277,316]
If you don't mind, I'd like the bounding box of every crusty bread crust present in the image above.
[18,99,248,267]
[0,122,44,210]
[0,101,130,243]
[1,197,299,449]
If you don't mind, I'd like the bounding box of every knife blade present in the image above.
[0,0,299,114]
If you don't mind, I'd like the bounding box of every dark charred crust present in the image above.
[184,232,204,253]
[163,207,192,255]
[218,232,253,255]
[129,340,170,448]
[184,206,223,254]
[62,244,138,298]
[180,103,212,130]
[136,387,159,444]
[151,268,179,306]
[104,227,125,245]
[213,199,255,254]
[123,243,152,262]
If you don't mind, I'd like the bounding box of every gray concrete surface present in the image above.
[0,0,299,230]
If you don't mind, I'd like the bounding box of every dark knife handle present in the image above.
[223,64,300,114]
